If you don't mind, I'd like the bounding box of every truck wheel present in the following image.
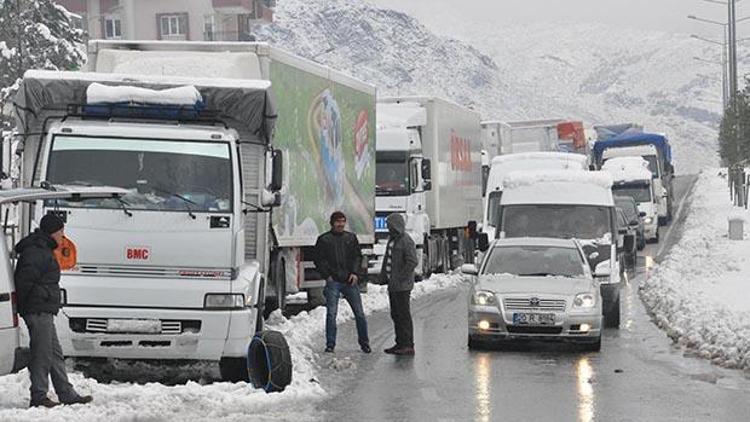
[422,250,432,280]
[220,357,250,383]
[604,296,621,328]
[247,330,293,393]
[307,287,326,307]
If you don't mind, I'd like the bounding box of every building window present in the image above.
[160,14,187,37]
[204,15,215,41]
[104,16,122,39]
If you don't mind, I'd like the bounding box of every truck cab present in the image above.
[496,171,622,327]
[603,157,659,242]
[12,70,281,381]
[594,133,674,226]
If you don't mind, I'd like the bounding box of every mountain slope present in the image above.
[256,0,722,173]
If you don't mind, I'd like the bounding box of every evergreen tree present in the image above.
[0,0,85,129]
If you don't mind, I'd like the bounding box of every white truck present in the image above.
[593,133,674,226]
[9,39,376,383]
[85,40,377,311]
[603,157,659,242]
[495,170,623,327]
[482,152,588,241]
[371,97,483,278]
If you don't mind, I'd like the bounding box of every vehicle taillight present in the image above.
[11,291,18,327]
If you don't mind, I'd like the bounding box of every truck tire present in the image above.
[264,255,286,318]
[247,330,293,393]
[604,296,621,328]
[220,357,250,383]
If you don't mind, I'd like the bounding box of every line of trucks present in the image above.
[0,40,674,381]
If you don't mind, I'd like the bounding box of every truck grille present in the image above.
[70,318,200,335]
[504,298,566,312]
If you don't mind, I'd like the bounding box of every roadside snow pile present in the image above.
[641,169,750,369]
[0,273,465,421]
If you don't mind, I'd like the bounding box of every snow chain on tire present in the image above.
[247,330,293,393]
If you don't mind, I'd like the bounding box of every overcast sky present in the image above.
[371,0,748,38]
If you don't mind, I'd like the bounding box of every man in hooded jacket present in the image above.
[379,213,418,355]
[15,214,93,408]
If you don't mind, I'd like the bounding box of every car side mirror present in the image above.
[461,263,478,276]
[629,219,639,226]
[477,233,489,252]
[594,260,611,278]
[639,211,646,217]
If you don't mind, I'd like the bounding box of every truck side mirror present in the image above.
[421,159,432,182]
[423,180,432,191]
[269,149,283,192]
[477,233,489,252]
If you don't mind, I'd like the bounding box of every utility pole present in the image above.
[729,0,738,100]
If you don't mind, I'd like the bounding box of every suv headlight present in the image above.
[204,294,245,309]
[573,293,596,309]
[472,290,497,306]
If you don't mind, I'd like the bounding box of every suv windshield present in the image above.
[376,151,409,195]
[500,204,612,240]
[483,245,585,278]
[46,135,233,212]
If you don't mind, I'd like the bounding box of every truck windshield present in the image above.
[500,205,612,240]
[483,246,585,278]
[46,136,233,212]
[613,183,651,203]
[376,152,409,196]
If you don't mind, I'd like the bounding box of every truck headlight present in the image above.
[204,294,245,309]
[573,293,596,309]
[472,290,496,306]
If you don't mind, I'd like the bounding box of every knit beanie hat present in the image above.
[40,214,64,235]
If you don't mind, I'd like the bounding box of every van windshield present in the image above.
[46,135,233,212]
[500,204,612,240]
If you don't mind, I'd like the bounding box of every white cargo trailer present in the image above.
[371,97,483,277]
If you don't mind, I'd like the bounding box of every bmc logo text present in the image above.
[126,247,151,261]
[450,130,472,172]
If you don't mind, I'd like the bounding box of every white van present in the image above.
[494,170,623,327]
[0,185,125,376]
[482,152,588,240]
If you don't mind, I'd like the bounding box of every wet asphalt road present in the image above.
[311,175,750,422]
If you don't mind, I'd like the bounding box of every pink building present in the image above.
[56,0,275,42]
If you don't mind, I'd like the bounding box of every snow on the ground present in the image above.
[640,169,750,369]
[0,273,465,421]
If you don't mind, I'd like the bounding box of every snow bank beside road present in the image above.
[0,274,465,421]
[641,169,750,369]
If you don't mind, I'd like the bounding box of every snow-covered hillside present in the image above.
[256,0,724,173]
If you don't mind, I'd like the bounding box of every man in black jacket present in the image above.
[15,214,93,408]
[379,213,418,356]
[314,211,370,353]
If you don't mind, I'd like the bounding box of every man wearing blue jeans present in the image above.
[314,211,370,353]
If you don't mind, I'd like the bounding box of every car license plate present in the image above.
[512,313,555,325]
